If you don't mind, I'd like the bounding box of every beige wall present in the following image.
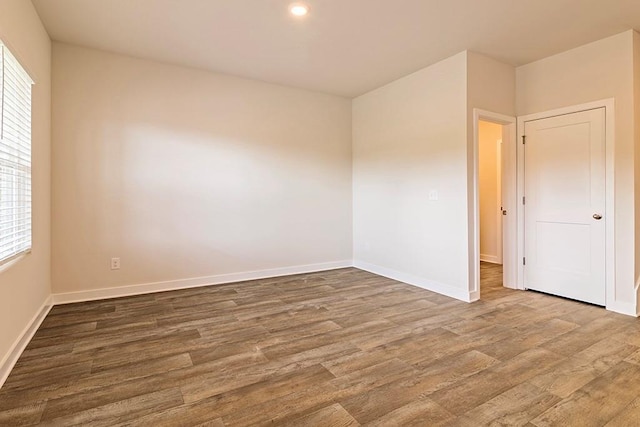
[0,2,51,369]
[478,121,502,263]
[517,31,636,312]
[51,44,352,294]
[467,52,517,118]
[353,52,470,299]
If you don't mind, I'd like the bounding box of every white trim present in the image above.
[480,254,501,264]
[495,138,503,265]
[517,99,618,313]
[354,260,473,302]
[52,260,353,305]
[0,250,30,274]
[607,300,637,317]
[472,109,518,297]
[636,275,640,317]
[0,295,53,389]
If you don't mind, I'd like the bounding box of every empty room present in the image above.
[3,0,640,425]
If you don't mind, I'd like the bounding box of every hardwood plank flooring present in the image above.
[1,263,640,425]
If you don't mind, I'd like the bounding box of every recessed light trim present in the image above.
[289,3,309,17]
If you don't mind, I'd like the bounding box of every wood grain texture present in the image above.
[1,263,639,425]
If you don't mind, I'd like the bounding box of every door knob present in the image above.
[593,214,603,220]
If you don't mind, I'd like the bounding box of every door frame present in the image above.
[471,109,517,300]
[495,137,503,265]
[516,99,615,309]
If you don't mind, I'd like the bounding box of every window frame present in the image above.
[0,41,34,267]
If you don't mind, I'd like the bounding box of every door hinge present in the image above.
[522,196,526,205]
[523,257,526,266]
[522,135,526,145]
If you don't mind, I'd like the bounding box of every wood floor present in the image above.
[2,263,640,426]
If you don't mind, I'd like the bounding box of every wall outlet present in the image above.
[111,257,121,270]
[429,190,439,201]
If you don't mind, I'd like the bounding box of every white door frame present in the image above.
[471,110,517,301]
[495,138,503,265]
[516,99,615,310]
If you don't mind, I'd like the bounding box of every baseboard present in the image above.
[605,277,640,317]
[52,260,354,305]
[607,299,638,317]
[480,254,501,264]
[353,260,472,302]
[0,295,53,389]
[636,275,640,317]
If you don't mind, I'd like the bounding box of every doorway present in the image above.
[470,110,517,301]
[479,121,503,266]
[478,120,505,295]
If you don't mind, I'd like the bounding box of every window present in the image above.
[0,42,33,265]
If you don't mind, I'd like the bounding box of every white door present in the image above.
[523,108,606,305]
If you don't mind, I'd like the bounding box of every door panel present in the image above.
[524,108,605,305]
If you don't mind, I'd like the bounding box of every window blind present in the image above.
[0,42,33,265]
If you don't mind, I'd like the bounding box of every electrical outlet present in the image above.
[428,190,439,201]
[111,257,121,270]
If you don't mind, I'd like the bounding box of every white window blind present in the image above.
[0,42,33,265]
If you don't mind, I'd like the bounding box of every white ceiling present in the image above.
[31,0,640,98]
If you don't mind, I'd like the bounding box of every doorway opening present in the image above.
[479,120,504,295]
[470,110,517,301]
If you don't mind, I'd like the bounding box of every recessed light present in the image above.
[290,3,309,17]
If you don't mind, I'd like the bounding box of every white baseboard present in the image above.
[353,260,472,302]
[480,254,501,264]
[607,299,638,317]
[605,277,640,317]
[52,260,353,305]
[0,295,53,389]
